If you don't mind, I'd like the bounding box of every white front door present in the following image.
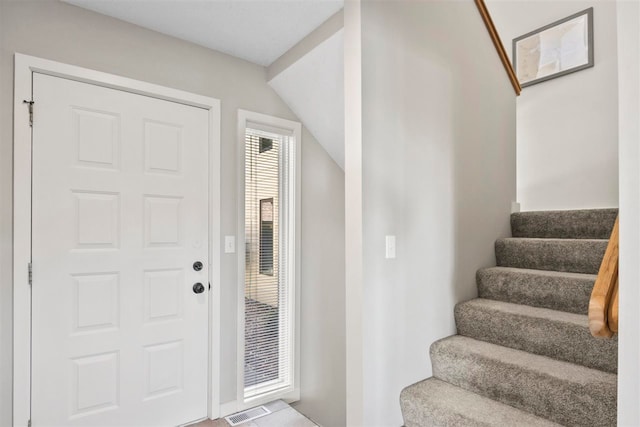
[31,73,210,427]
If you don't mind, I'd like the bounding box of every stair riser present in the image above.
[431,342,617,427]
[511,209,618,239]
[495,239,607,274]
[477,269,594,314]
[401,396,474,427]
[455,303,618,373]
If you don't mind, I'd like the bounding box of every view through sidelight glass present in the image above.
[243,126,294,400]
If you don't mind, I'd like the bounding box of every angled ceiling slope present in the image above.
[269,29,344,169]
[63,0,343,66]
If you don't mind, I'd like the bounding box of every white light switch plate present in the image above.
[385,235,396,259]
[224,236,236,253]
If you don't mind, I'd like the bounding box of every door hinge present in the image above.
[28,262,32,286]
[23,100,34,127]
[27,419,31,427]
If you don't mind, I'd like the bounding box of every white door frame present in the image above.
[13,53,221,427]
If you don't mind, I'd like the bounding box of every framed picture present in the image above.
[513,8,594,88]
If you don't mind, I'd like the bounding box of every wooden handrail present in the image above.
[474,0,522,96]
[588,216,619,338]
[608,275,618,333]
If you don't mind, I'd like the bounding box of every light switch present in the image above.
[385,235,396,259]
[224,236,236,253]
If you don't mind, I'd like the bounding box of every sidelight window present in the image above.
[238,111,300,404]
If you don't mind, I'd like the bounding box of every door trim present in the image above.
[13,53,221,427]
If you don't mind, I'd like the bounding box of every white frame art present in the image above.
[13,53,222,427]
[513,8,594,88]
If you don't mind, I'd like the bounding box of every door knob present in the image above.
[193,261,203,271]
[193,282,205,294]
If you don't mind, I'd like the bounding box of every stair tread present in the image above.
[511,208,618,239]
[479,266,596,280]
[458,298,587,325]
[431,336,617,426]
[497,237,608,245]
[495,238,607,274]
[455,298,618,373]
[477,267,595,314]
[433,335,616,385]
[400,378,561,427]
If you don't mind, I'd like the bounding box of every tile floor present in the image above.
[190,400,318,427]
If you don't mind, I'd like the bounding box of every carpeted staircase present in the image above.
[400,209,619,427]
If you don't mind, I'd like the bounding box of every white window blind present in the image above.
[243,126,295,400]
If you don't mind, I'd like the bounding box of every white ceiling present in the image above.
[269,29,344,169]
[63,0,344,66]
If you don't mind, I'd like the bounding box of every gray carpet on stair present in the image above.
[400,378,561,427]
[495,238,607,274]
[455,299,617,373]
[430,335,617,427]
[477,267,595,314]
[511,208,618,239]
[400,208,618,427]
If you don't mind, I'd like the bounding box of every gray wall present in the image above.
[293,137,346,427]
[346,1,516,424]
[616,1,640,425]
[0,1,345,426]
[487,0,619,211]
